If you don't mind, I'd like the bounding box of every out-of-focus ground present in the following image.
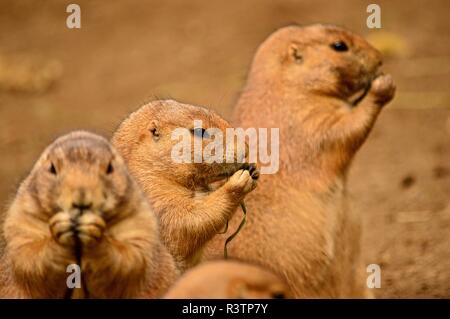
[0,0,449,297]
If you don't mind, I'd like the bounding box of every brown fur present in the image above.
[0,131,178,298]
[164,260,291,299]
[204,24,396,297]
[112,100,258,271]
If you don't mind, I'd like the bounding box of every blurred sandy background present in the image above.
[0,0,449,297]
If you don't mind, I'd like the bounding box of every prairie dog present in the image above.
[164,261,290,299]
[0,131,178,298]
[205,24,396,297]
[112,100,258,270]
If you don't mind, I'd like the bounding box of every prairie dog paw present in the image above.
[241,163,260,181]
[76,212,106,248]
[227,168,258,195]
[370,74,396,106]
[50,211,76,247]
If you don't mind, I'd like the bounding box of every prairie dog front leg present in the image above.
[159,167,259,269]
[4,209,76,298]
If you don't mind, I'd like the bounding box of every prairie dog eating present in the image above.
[0,131,178,298]
[205,24,395,297]
[112,100,259,270]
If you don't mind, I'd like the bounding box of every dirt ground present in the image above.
[0,0,449,298]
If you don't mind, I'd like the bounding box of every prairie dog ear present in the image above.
[149,120,161,141]
[288,43,303,63]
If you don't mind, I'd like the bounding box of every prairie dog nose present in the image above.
[72,202,92,210]
[71,188,93,210]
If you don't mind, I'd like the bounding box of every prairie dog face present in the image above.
[252,24,383,102]
[113,100,248,187]
[30,131,130,220]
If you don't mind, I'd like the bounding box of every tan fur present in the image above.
[0,131,178,298]
[112,100,258,271]
[204,24,396,297]
[164,260,291,299]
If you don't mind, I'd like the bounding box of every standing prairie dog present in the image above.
[164,260,291,299]
[0,131,178,298]
[112,100,259,270]
[204,24,396,297]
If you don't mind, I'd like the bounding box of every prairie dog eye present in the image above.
[271,292,286,299]
[106,162,114,174]
[149,127,161,141]
[190,127,209,138]
[330,41,348,52]
[49,163,57,175]
[289,44,302,63]
[150,128,159,137]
